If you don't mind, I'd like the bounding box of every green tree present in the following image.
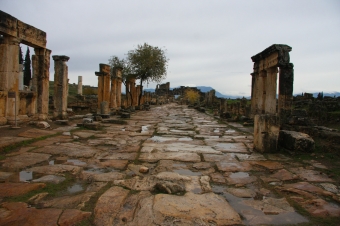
[23,47,31,86]
[108,56,134,106]
[19,46,23,64]
[127,43,168,106]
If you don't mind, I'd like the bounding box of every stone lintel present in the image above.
[0,10,46,48]
[52,55,70,61]
[251,44,292,62]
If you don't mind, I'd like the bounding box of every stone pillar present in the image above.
[116,68,122,109]
[110,77,117,109]
[100,101,109,114]
[19,92,27,115]
[95,64,111,111]
[254,114,280,153]
[52,55,70,119]
[32,48,51,120]
[265,67,278,114]
[19,64,24,90]
[278,63,294,114]
[0,36,20,123]
[78,76,82,95]
[130,79,137,107]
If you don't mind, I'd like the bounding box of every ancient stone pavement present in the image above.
[0,103,340,225]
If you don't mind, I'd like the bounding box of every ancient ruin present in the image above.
[52,55,70,119]
[0,10,51,124]
[250,44,294,152]
[0,10,340,226]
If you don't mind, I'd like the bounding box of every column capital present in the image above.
[52,55,70,61]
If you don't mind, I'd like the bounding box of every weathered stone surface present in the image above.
[226,187,256,198]
[213,142,249,153]
[36,121,50,129]
[216,161,252,172]
[130,192,242,225]
[0,171,15,182]
[41,192,95,209]
[279,130,315,152]
[58,209,92,226]
[0,183,45,197]
[249,160,284,170]
[0,202,62,226]
[33,142,100,158]
[209,172,226,184]
[113,191,152,225]
[278,182,334,198]
[192,162,211,169]
[28,164,82,175]
[0,137,29,149]
[290,197,340,217]
[72,131,98,138]
[2,152,51,170]
[289,167,334,182]
[261,169,297,182]
[203,153,236,162]
[225,172,257,186]
[99,153,137,160]
[81,171,125,182]
[235,153,267,161]
[18,128,56,138]
[99,159,128,169]
[141,143,220,154]
[243,197,294,215]
[139,152,201,163]
[94,186,129,226]
[32,175,65,184]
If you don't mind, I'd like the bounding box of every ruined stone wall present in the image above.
[0,10,50,124]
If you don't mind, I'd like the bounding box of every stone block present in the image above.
[278,130,315,152]
[254,114,279,153]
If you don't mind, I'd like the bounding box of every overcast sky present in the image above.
[2,0,340,96]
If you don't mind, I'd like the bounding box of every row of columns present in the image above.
[0,35,51,122]
[95,64,122,113]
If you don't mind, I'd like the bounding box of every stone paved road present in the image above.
[0,103,339,225]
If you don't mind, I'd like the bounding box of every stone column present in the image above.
[78,76,82,95]
[278,63,294,113]
[95,64,110,111]
[130,79,137,107]
[0,36,20,123]
[52,55,70,119]
[33,48,51,120]
[110,77,117,109]
[265,67,278,114]
[116,68,122,109]
[19,64,24,90]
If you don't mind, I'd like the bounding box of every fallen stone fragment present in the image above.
[0,183,45,197]
[94,186,130,226]
[155,181,185,194]
[36,121,50,129]
[279,130,315,152]
[139,166,149,174]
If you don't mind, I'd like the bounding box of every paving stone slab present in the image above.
[216,161,252,172]
[212,142,249,153]
[141,143,221,154]
[33,142,100,158]
[28,164,82,175]
[98,153,137,160]
[0,182,46,197]
[139,152,201,163]
[2,152,51,170]
[18,128,56,138]
[130,192,242,225]
[289,167,335,182]
[203,153,236,162]
[0,137,29,149]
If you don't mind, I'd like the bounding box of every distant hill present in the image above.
[144,86,247,99]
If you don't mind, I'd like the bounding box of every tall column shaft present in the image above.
[278,63,294,113]
[33,48,51,120]
[110,78,117,108]
[53,55,70,119]
[265,67,278,114]
[78,76,82,95]
[116,78,122,108]
[95,64,111,111]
